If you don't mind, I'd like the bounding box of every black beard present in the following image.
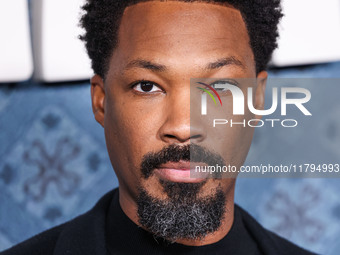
[137,183,226,242]
[137,144,227,241]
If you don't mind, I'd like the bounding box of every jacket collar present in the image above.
[53,190,115,255]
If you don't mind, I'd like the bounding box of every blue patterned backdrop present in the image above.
[0,62,340,254]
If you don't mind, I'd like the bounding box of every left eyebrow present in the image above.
[125,59,167,72]
[205,56,246,70]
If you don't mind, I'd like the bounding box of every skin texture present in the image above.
[91,1,267,246]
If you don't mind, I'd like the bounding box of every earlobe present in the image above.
[91,75,105,127]
[254,71,268,119]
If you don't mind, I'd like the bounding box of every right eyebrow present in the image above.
[205,56,246,70]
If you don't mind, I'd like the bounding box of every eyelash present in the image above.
[130,80,164,94]
[210,79,239,88]
[199,79,239,94]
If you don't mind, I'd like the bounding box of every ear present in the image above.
[91,75,105,127]
[254,71,268,119]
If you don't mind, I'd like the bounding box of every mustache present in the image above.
[141,144,226,179]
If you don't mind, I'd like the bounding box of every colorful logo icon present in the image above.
[196,82,223,106]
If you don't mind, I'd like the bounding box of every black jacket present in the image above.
[0,189,317,255]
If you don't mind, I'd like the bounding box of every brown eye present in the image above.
[133,81,162,93]
[140,81,154,92]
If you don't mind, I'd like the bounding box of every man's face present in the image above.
[92,1,266,240]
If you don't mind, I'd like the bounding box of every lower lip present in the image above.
[155,168,207,183]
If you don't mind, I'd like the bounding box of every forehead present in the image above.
[121,1,244,34]
[111,1,254,75]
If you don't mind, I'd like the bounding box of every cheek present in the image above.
[226,111,255,166]
[104,95,164,165]
[202,100,255,167]
[103,95,164,195]
[212,124,254,167]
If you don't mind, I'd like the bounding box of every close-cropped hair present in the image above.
[80,0,283,78]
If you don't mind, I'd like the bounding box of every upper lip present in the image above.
[159,161,206,170]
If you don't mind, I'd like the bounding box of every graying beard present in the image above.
[137,185,226,242]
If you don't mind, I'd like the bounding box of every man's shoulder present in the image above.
[0,189,117,255]
[235,204,318,255]
[0,223,66,255]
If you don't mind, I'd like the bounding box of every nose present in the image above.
[157,86,206,144]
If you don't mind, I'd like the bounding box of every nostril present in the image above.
[190,134,202,140]
[164,134,177,139]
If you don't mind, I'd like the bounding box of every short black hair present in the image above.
[80,0,283,78]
